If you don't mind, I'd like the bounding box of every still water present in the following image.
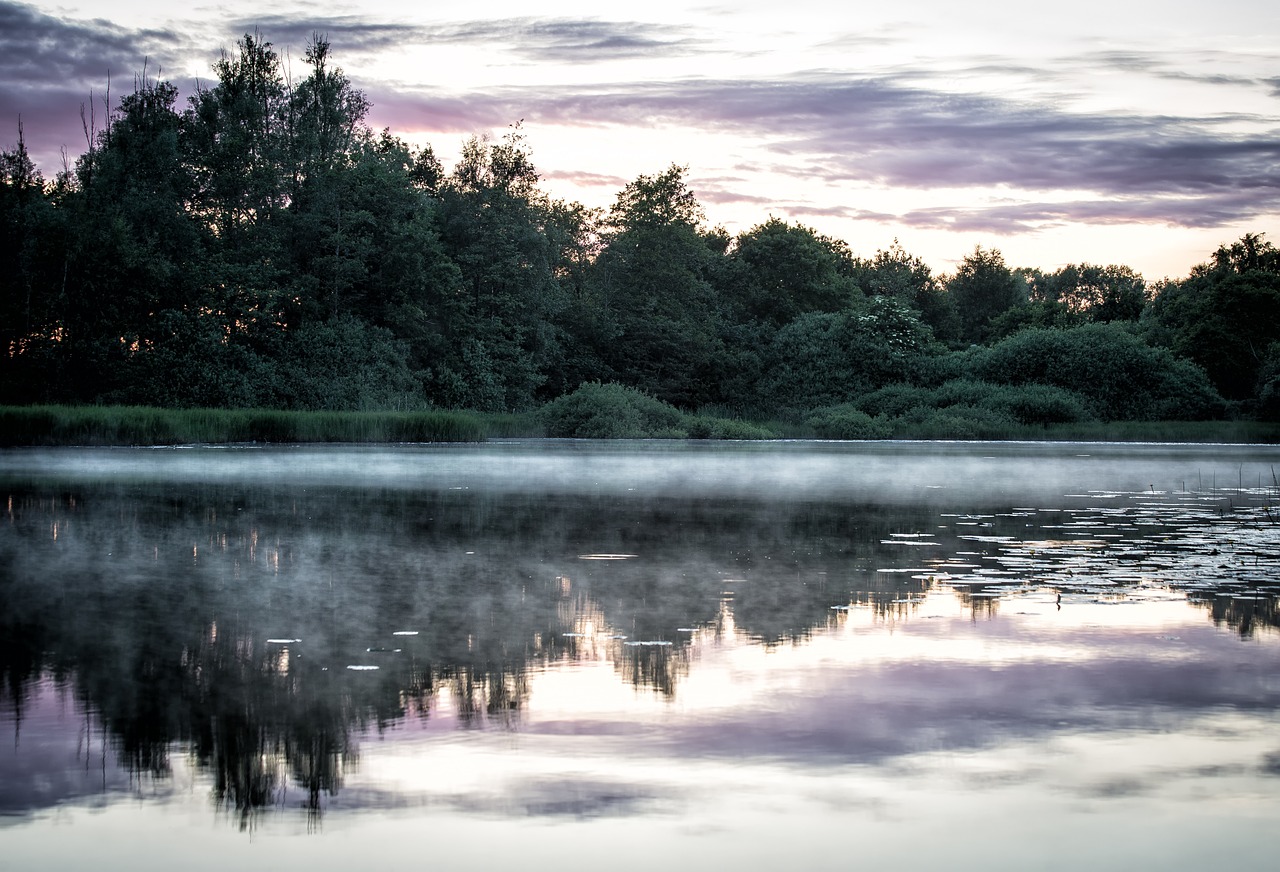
[1,441,1278,871]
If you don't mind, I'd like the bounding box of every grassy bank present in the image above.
[2,404,1277,446]
[0,405,487,446]
[1029,419,1280,444]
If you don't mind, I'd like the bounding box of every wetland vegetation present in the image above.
[3,36,1279,439]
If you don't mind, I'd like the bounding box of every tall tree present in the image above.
[59,72,206,401]
[431,126,573,410]
[1033,263,1147,323]
[589,165,725,407]
[183,33,294,351]
[945,246,1025,345]
[0,123,63,401]
[853,240,958,343]
[281,36,373,324]
[728,218,859,328]
[1146,233,1280,402]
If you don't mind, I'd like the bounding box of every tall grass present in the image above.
[5,404,1274,446]
[1030,419,1280,444]
[0,405,486,446]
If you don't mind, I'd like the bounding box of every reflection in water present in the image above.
[1,442,1279,866]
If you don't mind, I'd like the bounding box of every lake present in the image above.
[2,440,1278,871]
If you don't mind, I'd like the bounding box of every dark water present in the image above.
[1,441,1278,871]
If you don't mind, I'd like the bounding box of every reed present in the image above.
[0,405,486,445]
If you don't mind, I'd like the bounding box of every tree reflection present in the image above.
[1,471,1274,826]
[1189,591,1280,638]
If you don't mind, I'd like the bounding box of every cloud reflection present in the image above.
[1,442,1278,833]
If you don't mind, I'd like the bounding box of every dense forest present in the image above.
[2,35,1279,436]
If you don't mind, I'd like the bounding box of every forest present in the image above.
[2,35,1279,439]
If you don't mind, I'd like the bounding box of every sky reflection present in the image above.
[2,442,1279,870]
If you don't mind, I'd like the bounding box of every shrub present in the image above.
[853,384,934,418]
[933,379,1093,425]
[901,405,1020,440]
[538,382,688,438]
[757,304,937,414]
[966,323,1224,420]
[701,417,776,440]
[805,404,892,439]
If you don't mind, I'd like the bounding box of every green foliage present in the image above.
[0,405,484,445]
[965,323,1224,420]
[945,246,1026,344]
[1146,234,1280,402]
[686,416,777,440]
[607,164,703,231]
[929,379,1093,425]
[272,316,423,411]
[727,218,859,327]
[804,404,892,439]
[757,300,938,413]
[0,34,1265,437]
[894,404,1021,440]
[851,240,959,342]
[852,384,936,418]
[539,382,688,438]
[1038,263,1147,322]
[1256,342,1280,422]
[589,166,724,408]
[105,309,275,409]
[537,382,774,439]
[842,379,1092,439]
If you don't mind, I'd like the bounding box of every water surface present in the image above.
[2,441,1278,870]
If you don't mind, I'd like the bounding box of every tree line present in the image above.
[2,34,1278,425]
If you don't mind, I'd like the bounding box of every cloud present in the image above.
[389,72,1280,228]
[0,1,183,85]
[6,4,1278,232]
[223,15,418,57]
[541,168,631,189]
[227,16,706,64]
[429,18,707,64]
[894,191,1280,234]
[0,1,190,166]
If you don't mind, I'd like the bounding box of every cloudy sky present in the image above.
[3,0,1279,277]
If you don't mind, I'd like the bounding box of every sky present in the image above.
[2,0,1279,278]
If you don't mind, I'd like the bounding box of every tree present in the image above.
[430,125,573,410]
[1146,233,1280,402]
[587,165,725,407]
[756,299,937,413]
[0,123,63,401]
[945,246,1025,344]
[185,33,289,244]
[853,240,958,343]
[182,33,295,355]
[1032,263,1147,323]
[966,323,1223,420]
[727,218,859,328]
[58,72,206,401]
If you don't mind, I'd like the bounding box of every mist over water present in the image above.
[5,439,1274,499]
[2,441,1278,870]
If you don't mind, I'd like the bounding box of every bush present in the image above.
[275,316,423,411]
[899,404,1020,439]
[756,305,937,414]
[989,383,1093,425]
[966,323,1224,420]
[0,405,485,445]
[805,404,892,439]
[853,384,934,418]
[538,382,688,438]
[702,418,776,440]
[932,379,1093,425]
